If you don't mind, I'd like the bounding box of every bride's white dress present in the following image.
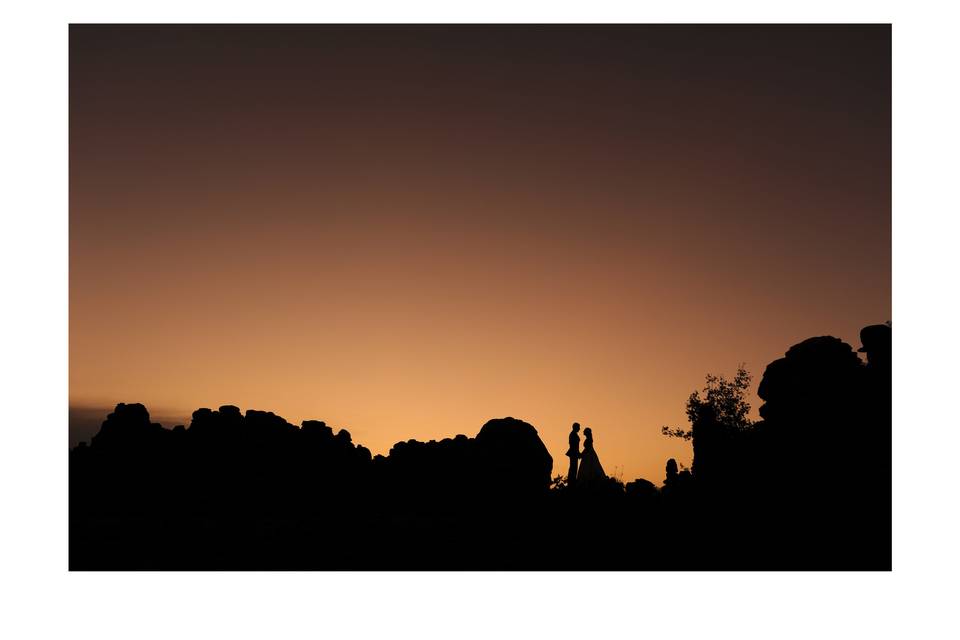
[577,439,606,482]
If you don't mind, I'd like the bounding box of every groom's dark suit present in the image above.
[566,427,580,484]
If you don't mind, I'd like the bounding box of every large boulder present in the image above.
[90,402,167,452]
[474,417,553,497]
[758,336,862,426]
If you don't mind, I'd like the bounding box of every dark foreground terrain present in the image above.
[70,325,891,570]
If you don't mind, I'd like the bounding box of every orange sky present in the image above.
[69,25,890,483]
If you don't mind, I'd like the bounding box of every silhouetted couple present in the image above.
[566,422,606,485]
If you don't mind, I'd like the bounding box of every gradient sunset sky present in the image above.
[69,25,890,483]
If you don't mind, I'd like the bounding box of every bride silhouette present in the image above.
[577,427,606,483]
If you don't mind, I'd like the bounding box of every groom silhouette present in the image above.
[566,422,581,484]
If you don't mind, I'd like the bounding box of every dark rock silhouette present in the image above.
[663,458,679,489]
[671,329,892,569]
[71,407,560,568]
[475,417,553,497]
[624,478,658,503]
[70,324,891,570]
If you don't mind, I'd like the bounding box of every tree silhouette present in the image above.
[661,365,753,440]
